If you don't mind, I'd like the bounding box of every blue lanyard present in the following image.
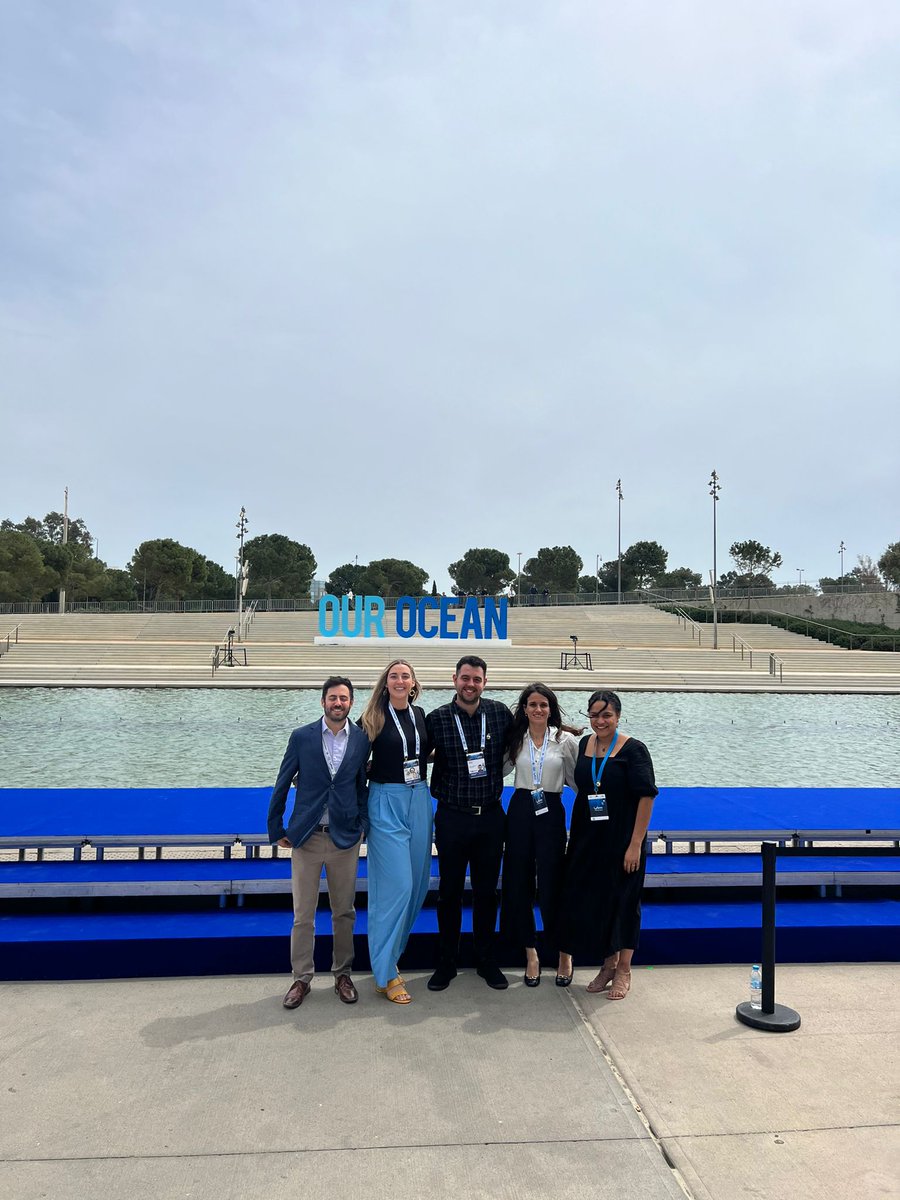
[388,704,420,760]
[529,729,549,788]
[591,730,619,790]
[454,710,486,754]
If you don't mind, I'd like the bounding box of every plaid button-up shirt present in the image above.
[426,697,513,809]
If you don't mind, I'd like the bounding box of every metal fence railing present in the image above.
[1,587,897,620]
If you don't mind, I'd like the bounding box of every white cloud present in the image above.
[2,1,898,581]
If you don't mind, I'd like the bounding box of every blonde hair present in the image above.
[360,659,421,741]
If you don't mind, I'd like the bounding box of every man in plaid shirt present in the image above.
[425,655,513,991]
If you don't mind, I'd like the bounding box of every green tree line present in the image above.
[2,512,897,604]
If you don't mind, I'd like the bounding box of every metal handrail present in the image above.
[673,606,705,647]
[643,592,705,646]
[240,598,259,640]
[730,632,754,668]
[768,653,784,683]
[0,625,20,658]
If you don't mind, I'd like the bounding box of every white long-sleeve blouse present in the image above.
[505,728,578,792]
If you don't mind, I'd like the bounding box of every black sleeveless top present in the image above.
[367,704,430,784]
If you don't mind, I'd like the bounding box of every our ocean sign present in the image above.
[317,594,509,641]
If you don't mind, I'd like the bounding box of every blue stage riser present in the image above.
[2,900,899,980]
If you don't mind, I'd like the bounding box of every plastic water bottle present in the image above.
[749,964,762,1009]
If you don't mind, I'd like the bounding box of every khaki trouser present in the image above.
[290,830,362,982]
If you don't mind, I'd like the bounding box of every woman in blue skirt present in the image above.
[360,659,433,1004]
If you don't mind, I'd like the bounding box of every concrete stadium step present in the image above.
[7,607,844,653]
[2,607,897,692]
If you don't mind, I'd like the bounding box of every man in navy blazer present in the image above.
[268,676,370,1009]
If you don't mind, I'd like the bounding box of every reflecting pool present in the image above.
[1,688,898,789]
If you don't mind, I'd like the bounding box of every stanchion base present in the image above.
[735,1001,801,1032]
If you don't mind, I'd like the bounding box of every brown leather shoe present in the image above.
[334,974,358,1004]
[283,979,310,1009]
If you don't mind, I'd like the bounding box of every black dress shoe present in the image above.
[555,972,573,988]
[427,964,458,991]
[477,963,509,990]
[524,969,542,988]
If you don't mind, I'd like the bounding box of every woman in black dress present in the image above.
[558,690,658,999]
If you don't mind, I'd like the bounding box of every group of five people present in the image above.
[267,655,658,1009]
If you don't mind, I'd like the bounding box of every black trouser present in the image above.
[500,789,567,959]
[433,803,505,967]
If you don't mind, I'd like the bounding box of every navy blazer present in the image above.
[267,719,370,849]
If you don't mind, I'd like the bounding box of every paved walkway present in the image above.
[1,964,897,1200]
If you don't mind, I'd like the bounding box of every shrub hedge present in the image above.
[666,607,900,652]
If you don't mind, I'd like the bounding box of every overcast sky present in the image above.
[3,1,898,590]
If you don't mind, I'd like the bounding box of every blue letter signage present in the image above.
[317,595,508,642]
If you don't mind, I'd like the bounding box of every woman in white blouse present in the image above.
[500,683,578,987]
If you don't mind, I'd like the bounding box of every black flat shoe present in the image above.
[477,962,509,990]
[555,973,573,988]
[427,964,458,991]
[524,969,541,988]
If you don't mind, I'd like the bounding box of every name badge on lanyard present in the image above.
[589,731,618,822]
[530,730,549,815]
[588,793,608,821]
[388,704,422,785]
[455,711,488,779]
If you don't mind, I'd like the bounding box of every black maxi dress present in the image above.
[559,735,658,961]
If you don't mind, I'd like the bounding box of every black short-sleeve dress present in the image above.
[559,735,659,961]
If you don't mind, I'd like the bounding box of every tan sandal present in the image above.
[608,969,632,1000]
[384,976,412,1004]
[376,974,407,995]
[586,961,619,994]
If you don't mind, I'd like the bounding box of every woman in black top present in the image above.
[558,690,658,999]
[360,659,432,1004]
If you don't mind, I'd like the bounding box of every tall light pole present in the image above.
[595,553,600,603]
[709,470,721,649]
[58,486,69,615]
[797,568,804,588]
[839,541,846,591]
[517,551,522,606]
[235,506,249,637]
[616,479,624,604]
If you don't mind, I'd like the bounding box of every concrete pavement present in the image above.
[574,963,900,1200]
[0,964,897,1200]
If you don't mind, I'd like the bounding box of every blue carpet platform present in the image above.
[2,901,899,981]
[3,786,899,850]
[1,787,898,980]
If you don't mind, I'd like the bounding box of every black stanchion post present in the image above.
[735,840,801,1032]
[762,840,776,1013]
